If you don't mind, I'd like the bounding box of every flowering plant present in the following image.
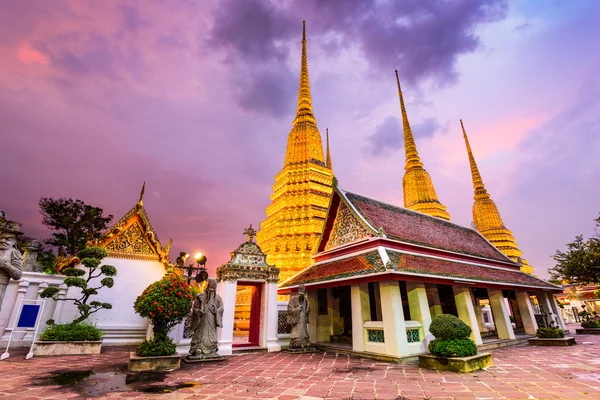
[134,273,193,341]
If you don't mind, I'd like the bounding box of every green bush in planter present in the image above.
[39,322,103,341]
[536,327,565,338]
[428,314,477,358]
[581,320,600,328]
[133,273,193,356]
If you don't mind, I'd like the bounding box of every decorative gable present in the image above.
[324,201,372,251]
[104,219,157,258]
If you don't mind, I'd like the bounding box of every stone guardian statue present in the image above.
[0,219,24,312]
[287,284,311,349]
[188,279,225,360]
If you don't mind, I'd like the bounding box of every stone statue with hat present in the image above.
[0,211,24,312]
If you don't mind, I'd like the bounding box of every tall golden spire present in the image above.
[257,21,334,286]
[396,70,451,220]
[326,128,332,170]
[283,20,325,166]
[461,120,533,274]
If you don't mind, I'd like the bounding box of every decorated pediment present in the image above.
[324,201,372,251]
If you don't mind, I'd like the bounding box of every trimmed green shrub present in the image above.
[39,322,103,341]
[536,327,565,338]
[429,314,472,340]
[581,320,600,328]
[428,338,477,358]
[135,336,177,357]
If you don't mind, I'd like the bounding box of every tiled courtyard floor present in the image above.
[1,325,600,400]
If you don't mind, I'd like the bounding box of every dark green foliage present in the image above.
[536,327,565,338]
[39,197,113,256]
[428,338,477,357]
[39,323,103,342]
[40,246,116,323]
[549,214,600,285]
[135,335,177,357]
[581,320,600,328]
[429,314,472,340]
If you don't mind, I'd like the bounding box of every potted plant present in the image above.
[128,273,193,372]
[576,308,600,334]
[419,314,493,373]
[35,247,116,355]
[529,327,575,346]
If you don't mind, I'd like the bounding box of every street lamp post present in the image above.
[175,251,208,284]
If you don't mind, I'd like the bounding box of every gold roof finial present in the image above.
[293,20,316,127]
[243,224,257,242]
[396,70,450,220]
[138,181,146,206]
[326,128,332,170]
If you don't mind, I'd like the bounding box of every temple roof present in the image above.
[88,183,171,266]
[280,248,559,291]
[337,189,514,263]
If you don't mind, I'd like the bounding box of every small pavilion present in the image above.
[278,188,564,358]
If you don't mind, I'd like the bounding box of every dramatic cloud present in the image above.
[208,0,509,116]
[366,116,443,157]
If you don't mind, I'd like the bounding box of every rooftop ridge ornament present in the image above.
[243,224,257,242]
[138,181,146,206]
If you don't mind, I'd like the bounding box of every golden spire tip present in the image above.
[302,20,306,41]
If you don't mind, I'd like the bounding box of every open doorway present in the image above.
[233,282,262,347]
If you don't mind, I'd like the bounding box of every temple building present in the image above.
[460,120,534,274]
[396,71,451,221]
[256,21,334,283]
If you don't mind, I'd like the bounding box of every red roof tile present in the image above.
[343,191,511,262]
[281,251,385,288]
[390,251,557,289]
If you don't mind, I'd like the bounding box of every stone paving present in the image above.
[1,325,600,400]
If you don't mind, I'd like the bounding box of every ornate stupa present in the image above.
[460,120,533,274]
[396,71,451,220]
[256,21,335,283]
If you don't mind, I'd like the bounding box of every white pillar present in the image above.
[217,280,237,356]
[453,286,483,345]
[407,282,433,350]
[51,284,68,324]
[549,294,567,330]
[488,288,515,340]
[380,280,409,357]
[307,290,318,344]
[265,283,280,352]
[516,291,538,334]
[351,283,370,352]
[426,284,443,318]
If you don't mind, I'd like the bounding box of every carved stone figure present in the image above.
[21,240,44,273]
[287,284,311,349]
[0,219,24,312]
[188,279,224,358]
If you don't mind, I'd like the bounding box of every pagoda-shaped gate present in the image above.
[216,225,280,355]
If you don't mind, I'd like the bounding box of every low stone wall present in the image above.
[576,328,600,335]
[419,353,493,373]
[128,352,181,372]
[528,337,576,346]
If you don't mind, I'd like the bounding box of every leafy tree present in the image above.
[40,247,117,323]
[39,197,113,257]
[549,214,600,285]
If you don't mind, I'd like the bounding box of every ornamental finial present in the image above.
[243,224,257,242]
[138,181,146,206]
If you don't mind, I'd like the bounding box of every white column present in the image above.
[516,291,538,334]
[407,282,433,350]
[51,284,68,324]
[217,280,238,356]
[488,288,515,340]
[350,283,370,352]
[453,286,483,345]
[380,280,410,357]
[425,284,443,318]
[265,283,280,352]
[307,290,318,344]
[549,294,567,330]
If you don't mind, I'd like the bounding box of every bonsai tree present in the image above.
[427,314,477,358]
[579,307,600,328]
[39,247,116,341]
[133,273,193,356]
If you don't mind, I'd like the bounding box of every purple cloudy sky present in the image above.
[1,0,599,278]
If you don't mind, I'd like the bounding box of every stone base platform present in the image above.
[576,328,600,334]
[128,352,181,372]
[528,337,576,346]
[419,353,493,373]
[284,347,320,354]
[184,354,226,363]
[32,340,102,356]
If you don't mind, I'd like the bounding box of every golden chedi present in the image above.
[256,21,334,284]
[396,71,451,220]
[460,120,533,274]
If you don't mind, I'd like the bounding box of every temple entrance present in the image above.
[233,283,262,347]
[437,284,458,316]
[317,285,352,346]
